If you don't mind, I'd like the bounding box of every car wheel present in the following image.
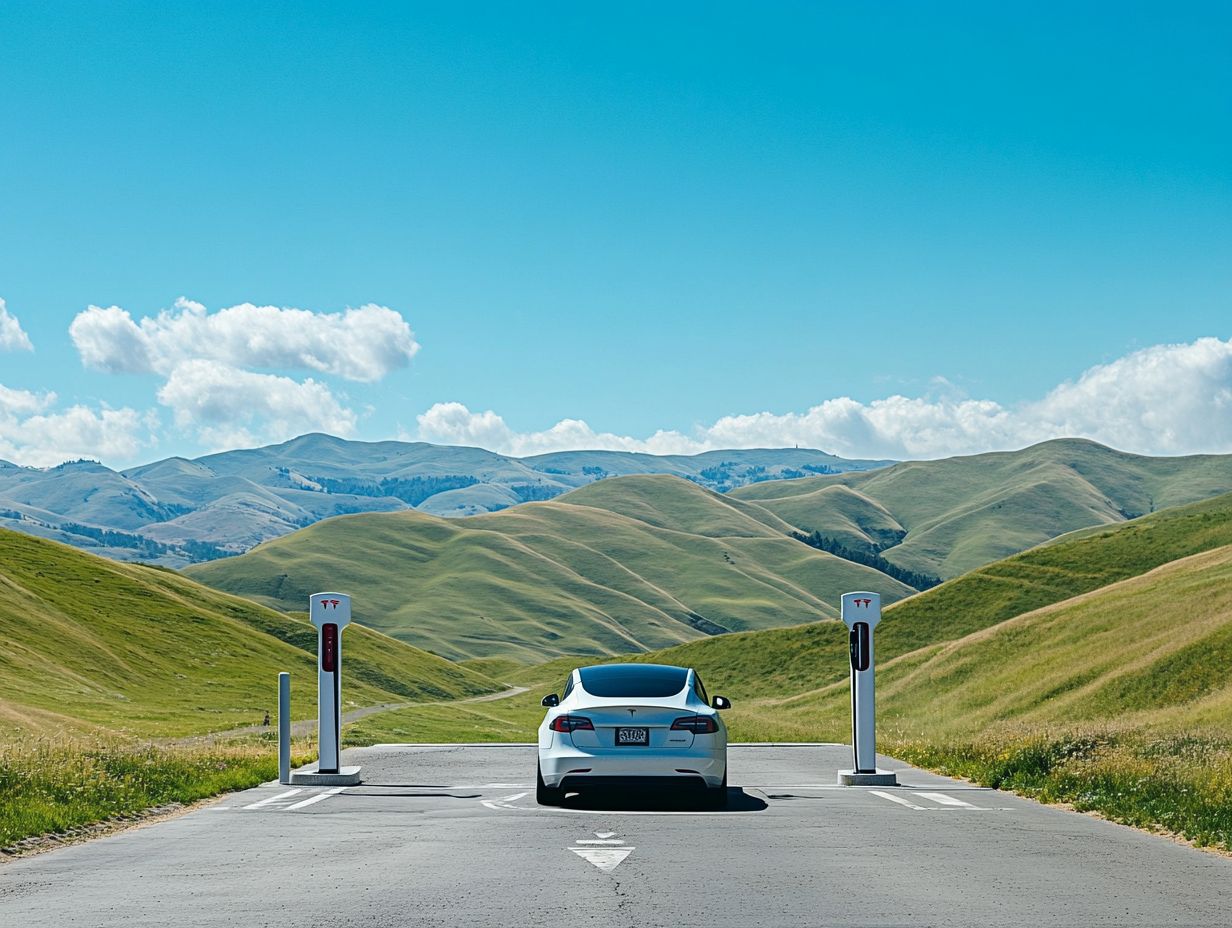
[536,762,564,806]
[703,768,728,810]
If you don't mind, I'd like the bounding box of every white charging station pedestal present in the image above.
[291,591,362,786]
[837,591,897,786]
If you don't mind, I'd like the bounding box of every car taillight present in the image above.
[671,715,718,733]
[550,715,595,732]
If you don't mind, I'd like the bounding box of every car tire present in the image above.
[537,762,564,806]
[703,768,728,810]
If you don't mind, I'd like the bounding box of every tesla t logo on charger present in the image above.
[853,598,872,607]
[320,599,342,609]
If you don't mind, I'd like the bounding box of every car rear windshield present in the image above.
[578,664,689,698]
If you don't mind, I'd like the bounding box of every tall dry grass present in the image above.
[0,734,315,849]
[892,728,1232,850]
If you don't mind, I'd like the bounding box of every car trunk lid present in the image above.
[567,703,695,750]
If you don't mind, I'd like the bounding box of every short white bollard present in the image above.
[278,672,291,785]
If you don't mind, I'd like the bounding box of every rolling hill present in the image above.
[339,491,1232,853]
[187,476,915,662]
[731,438,1232,579]
[0,527,500,742]
[768,542,1232,740]
[0,435,886,565]
[350,490,1232,745]
[609,490,1232,707]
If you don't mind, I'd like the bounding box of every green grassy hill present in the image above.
[730,439,1232,579]
[344,490,1232,850]
[0,528,500,742]
[621,491,1232,706]
[350,492,1232,745]
[187,476,915,662]
[559,474,801,536]
[719,533,1232,850]
[768,543,1232,739]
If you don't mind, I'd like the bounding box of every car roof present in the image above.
[573,662,689,673]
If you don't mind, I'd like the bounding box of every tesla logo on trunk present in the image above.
[628,709,636,717]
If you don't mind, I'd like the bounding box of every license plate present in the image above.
[616,727,649,746]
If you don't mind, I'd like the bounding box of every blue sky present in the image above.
[0,2,1229,466]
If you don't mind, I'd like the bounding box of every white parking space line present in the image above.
[918,791,981,809]
[869,790,929,811]
[499,792,529,802]
[243,789,302,810]
[284,787,347,810]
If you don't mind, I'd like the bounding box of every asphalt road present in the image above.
[3,744,1230,927]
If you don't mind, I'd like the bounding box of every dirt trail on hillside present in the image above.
[179,685,529,744]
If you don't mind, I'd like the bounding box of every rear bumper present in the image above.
[541,745,726,789]
[557,774,716,793]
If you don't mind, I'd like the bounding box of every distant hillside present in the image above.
[0,435,887,565]
[0,528,500,741]
[731,439,1232,579]
[187,475,915,662]
[629,491,1232,704]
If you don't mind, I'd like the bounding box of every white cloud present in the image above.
[416,337,1232,459]
[415,401,708,457]
[0,384,56,418]
[67,297,417,451]
[0,385,151,468]
[68,305,154,373]
[70,298,419,382]
[0,298,34,352]
[1022,337,1232,455]
[156,360,358,450]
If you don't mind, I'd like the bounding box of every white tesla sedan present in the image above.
[536,663,731,808]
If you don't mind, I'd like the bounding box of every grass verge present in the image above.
[0,734,315,851]
[892,729,1232,851]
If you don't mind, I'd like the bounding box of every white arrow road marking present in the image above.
[918,792,981,809]
[243,789,302,810]
[285,787,347,810]
[570,847,635,871]
[569,832,633,872]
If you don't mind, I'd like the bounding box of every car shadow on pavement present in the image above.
[560,787,768,813]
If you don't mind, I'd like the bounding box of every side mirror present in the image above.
[712,695,731,710]
[541,693,559,707]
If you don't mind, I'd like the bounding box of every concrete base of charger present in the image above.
[290,765,362,786]
[838,769,898,786]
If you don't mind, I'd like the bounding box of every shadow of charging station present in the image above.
[288,591,362,787]
[837,591,897,787]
